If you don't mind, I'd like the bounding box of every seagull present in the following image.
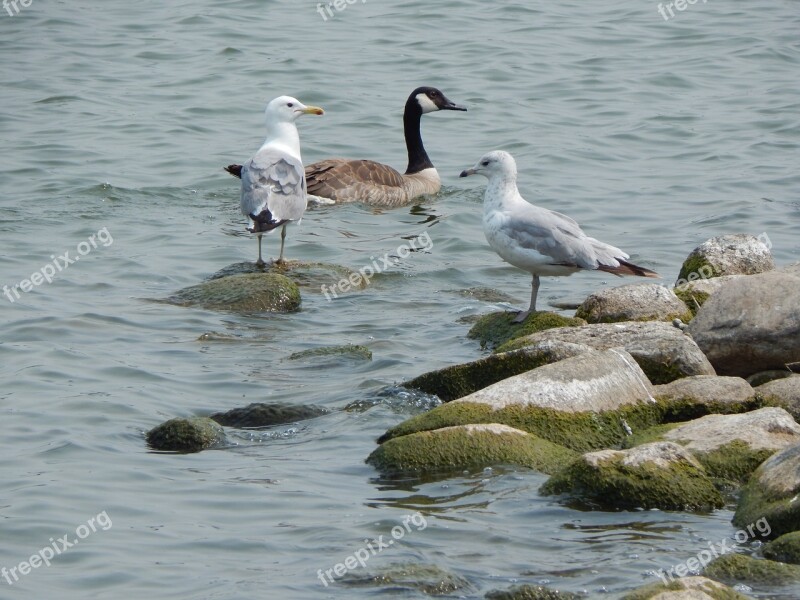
[226,87,466,207]
[460,151,659,322]
[237,96,323,266]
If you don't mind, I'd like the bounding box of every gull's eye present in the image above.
[287,102,294,108]
[481,160,490,166]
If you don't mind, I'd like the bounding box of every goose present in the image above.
[238,96,323,266]
[460,151,659,322]
[225,87,466,207]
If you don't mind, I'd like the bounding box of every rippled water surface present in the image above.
[2,1,799,598]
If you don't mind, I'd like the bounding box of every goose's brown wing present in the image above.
[305,159,406,203]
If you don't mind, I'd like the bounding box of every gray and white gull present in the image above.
[239,96,324,265]
[460,150,659,322]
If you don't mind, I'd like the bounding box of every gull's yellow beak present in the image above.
[301,105,324,115]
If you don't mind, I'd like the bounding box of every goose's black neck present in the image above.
[403,97,434,175]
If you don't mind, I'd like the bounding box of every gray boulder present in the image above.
[653,375,756,411]
[676,233,774,284]
[758,375,800,420]
[673,274,744,316]
[688,271,800,376]
[575,283,692,324]
[620,576,754,600]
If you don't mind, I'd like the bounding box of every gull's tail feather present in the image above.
[248,210,288,233]
[597,259,660,278]
[225,164,243,178]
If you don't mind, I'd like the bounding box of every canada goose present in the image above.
[225,86,466,207]
[238,96,323,266]
[460,151,659,322]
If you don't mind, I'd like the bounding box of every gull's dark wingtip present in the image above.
[224,164,243,179]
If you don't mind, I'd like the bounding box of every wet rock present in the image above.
[340,562,473,596]
[540,442,724,511]
[451,286,517,303]
[674,274,744,317]
[747,369,796,387]
[166,273,300,313]
[467,311,585,350]
[367,423,576,476]
[499,321,715,384]
[208,260,367,292]
[288,344,372,361]
[210,402,329,428]
[762,531,800,565]
[734,443,800,539]
[757,375,800,420]
[703,553,800,586]
[486,584,582,599]
[676,234,774,284]
[146,417,226,453]
[575,283,692,324]
[402,340,592,402]
[653,375,758,417]
[688,271,800,377]
[620,576,754,600]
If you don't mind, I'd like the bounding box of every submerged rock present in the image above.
[166,273,300,313]
[467,311,585,350]
[703,553,800,586]
[288,344,372,362]
[210,402,329,428]
[451,286,518,303]
[402,340,592,402]
[499,321,715,384]
[620,576,754,600]
[208,260,367,292]
[340,562,473,596]
[575,283,692,324]
[146,417,226,453]
[762,531,800,565]
[676,234,774,284]
[734,443,800,539]
[486,584,582,599]
[688,271,800,376]
[674,274,744,317]
[367,423,576,476]
[758,375,800,420]
[540,441,724,511]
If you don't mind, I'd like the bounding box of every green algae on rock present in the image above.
[486,584,582,600]
[146,417,226,453]
[676,234,774,285]
[288,344,372,362]
[210,402,329,428]
[541,442,724,511]
[703,553,800,586]
[467,311,585,350]
[652,376,758,418]
[167,273,300,313]
[340,562,473,596]
[367,424,576,476]
[762,531,800,565]
[620,575,754,600]
[208,260,367,292]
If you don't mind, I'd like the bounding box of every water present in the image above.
[1,0,799,598]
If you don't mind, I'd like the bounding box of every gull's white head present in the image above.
[459,150,517,180]
[264,96,324,125]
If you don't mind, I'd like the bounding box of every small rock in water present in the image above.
[210,402,329,428]
[165,273,300,313]
[288,344,372,361]
[146,417,226,453]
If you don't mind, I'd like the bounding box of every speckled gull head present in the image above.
[459,150,517,180]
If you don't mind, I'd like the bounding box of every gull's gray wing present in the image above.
[502,202,627,269]
[241,148,307,225]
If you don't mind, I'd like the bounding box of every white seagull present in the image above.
[460,151,659,322]
[238,96,324,266]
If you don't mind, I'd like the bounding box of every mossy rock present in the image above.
[340,562,473,595]
[540,442,724,511]
[621,576,754,600]
[210,402,329,428]
[486,584,582,599]
[674,286,711,317]
[703,552,800,585]
[288,344,372,361]
[367,424,576,476]
[467,311,585,350]
[166,273,300,313]
[762,531,800,564]
[146,417,226,453]
[677,254,721,284]
[208,260,367,292]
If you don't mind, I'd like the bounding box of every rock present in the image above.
[339,563,473,596]
[208,260,367,292]
[676,234,774,284]
[210,402,329,428]
[653,375,758,417]
[486,584,582,599]
[673,274,744,317]
[379,349,666,453]
[747,369,796,387]
[758,375,800,420]
[499,321,715,384]
[450,286,517,303]
[575,284,692,324]
[146,417,226,453]
[540,442,724,510]
[688,271,800,377]
[402,340,592,402]
[620,576,754,600]
[166,273,300,313]
[467,311,585,350]
[762,531,800,565]
[288,344,372,361]
[367,424,577,476]
[703,553,800,586]
[779,262,800,277]
[734,443,800,539]
[661,407,800,482]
